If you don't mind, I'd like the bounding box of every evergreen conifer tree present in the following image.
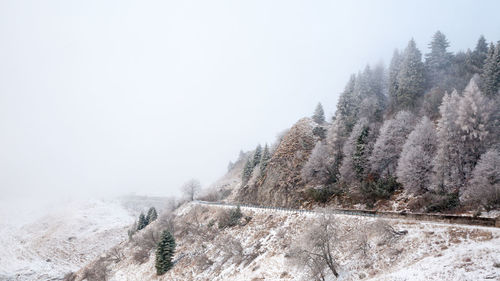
[472,35,489,73]
[242,158,253,185]
[260,144,271,173]
[312,102,325,124]
[155,230,176,275]
[396,39,425,109]
[252,144,262,168]
[137,213,148,231]
[146,207,158,224]
[481,42,500,97]
[425,31,453,88]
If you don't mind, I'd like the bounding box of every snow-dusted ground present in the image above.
[87,202,499,281]
[0,197,135,281]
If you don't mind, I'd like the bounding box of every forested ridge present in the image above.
[235,31,500,213]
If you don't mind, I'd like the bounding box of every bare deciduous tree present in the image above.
[289,210,341,279]
[182,179,201,201]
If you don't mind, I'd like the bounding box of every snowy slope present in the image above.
[78,202,500,281]
[0,198,134,281]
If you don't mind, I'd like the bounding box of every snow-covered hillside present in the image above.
[75,202,500,281]
[0,198,135,281]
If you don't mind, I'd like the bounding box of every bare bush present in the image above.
[217,206,243,229]
[108,246,124,263]
[369,220,407,246]
[63,272,76,281]
[82,257,110,281]
[132,246,150,264]
[289,211,341,279]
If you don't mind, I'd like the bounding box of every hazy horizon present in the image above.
[1,0,499,200]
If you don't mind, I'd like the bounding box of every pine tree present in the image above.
[471,35,488,73]
[481,42,500,97]
[425,31,453,88]
[460,149,500,210]
[432,90,462,192]
[455,77,493,180]
[395,39,425,109]
[340,118,372,183]
[260,144,271,173]
[242,158,253,185]
[388,49,403,112]
[312,102,325,124]
[146,207,158,224]
[336,75,359,132]
[155,230,176,275]
[396,116,437,194]
[137,213,148,231]
[370,111,416,176]
[252,144,262,168]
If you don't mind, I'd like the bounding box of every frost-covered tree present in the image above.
[340,118,372,183]
[252,144,262,167]
[455,77,494,178]
[396,116,437,194]
[182,179,201,201]
[336,75,359,132]
[146,207,158,224]
[460,149,500,210]
[433,78,494,192]
[302,141,334,185]
[395,39,425,109]
[481,42,500,97]
[260,144,271,173]
[302,118,348,185]
[312,102,325,124]
[241,158,253,185]
[471,35,489,74]
[432,90,462,192]
[137,213,148,231]
[155,230,176,275]
[388,49,403,112]
[370,111,415,176]
[425,31,453,88]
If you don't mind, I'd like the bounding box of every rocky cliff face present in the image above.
[238,118,318,207]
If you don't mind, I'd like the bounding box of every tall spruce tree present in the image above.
[137,213,148,231]
[252,144,262,168]
[388,49,403,112]
[481,42,500,97]
[312,102,325,124]
[155,230,176,275]
[242,158,253,185]
[260,144,271,173]
[425,31,453,88]
[471,35,489,73]
[336,75,359,133]
[146,207,158,224]
[395,39,425,110]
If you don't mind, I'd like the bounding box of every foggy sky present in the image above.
[1,0,499,199]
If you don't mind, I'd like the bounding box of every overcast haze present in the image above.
[1,0,499,199]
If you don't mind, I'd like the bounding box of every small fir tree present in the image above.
[312,102,325,124]
[242,158,253,185]
[146,207,158,224]
[260,144,271,173]
[252,144,262,168]
[155,230,176,275]
[481,42,500,97]
[137,213,148,231]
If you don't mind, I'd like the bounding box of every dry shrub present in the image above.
[82,257,110,281]
[63,272,76,281]
[108,246,124,263]
[132,246,150,264]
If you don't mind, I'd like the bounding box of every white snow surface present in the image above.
[83,202,500,281]
[0,197,134,281]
